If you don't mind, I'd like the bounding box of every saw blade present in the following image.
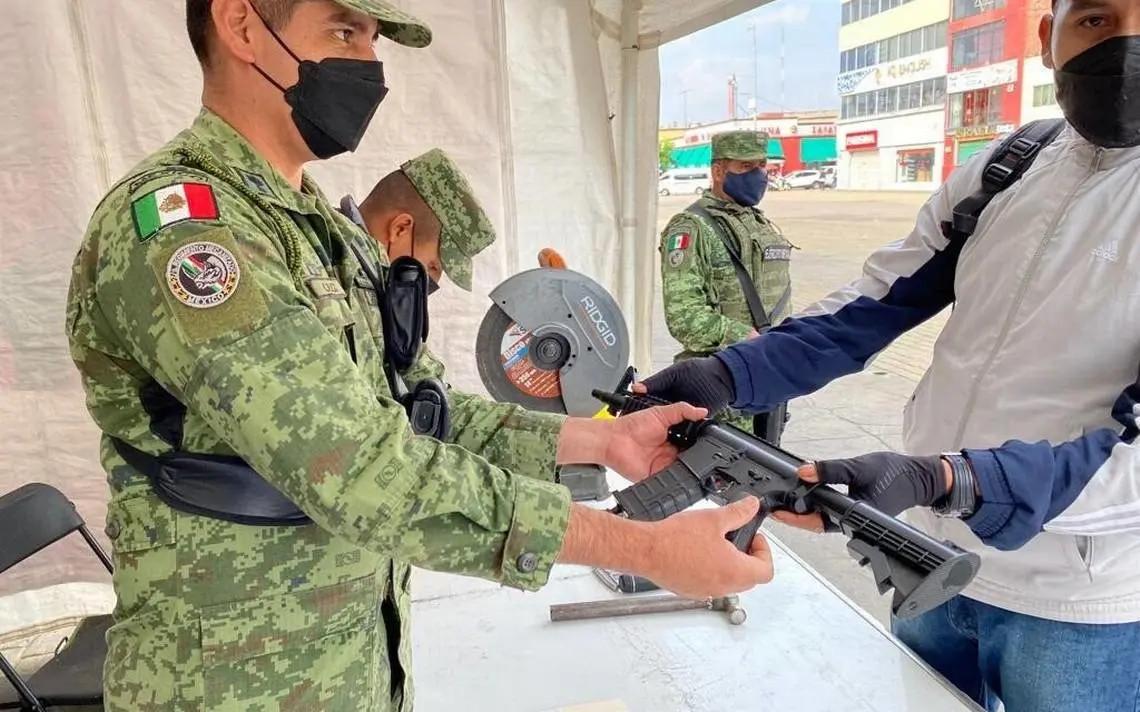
[475,304,569,414]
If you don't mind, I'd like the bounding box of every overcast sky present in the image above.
[658,0,841,126]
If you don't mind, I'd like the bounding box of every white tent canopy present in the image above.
[0,0,769,608]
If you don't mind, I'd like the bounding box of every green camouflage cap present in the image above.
[401,148,495,291]
[711,130,768,161]
[334,0,432,48]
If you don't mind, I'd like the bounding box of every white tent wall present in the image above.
[0,0,768,626]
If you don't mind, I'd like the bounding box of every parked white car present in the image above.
[782,169,830,190]
[658,168,710,196]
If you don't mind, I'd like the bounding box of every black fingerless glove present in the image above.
[813,452,949,517]
[640,356,736,415]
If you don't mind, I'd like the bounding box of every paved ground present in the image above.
[651,189,942,626]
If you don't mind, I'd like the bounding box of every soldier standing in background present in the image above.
[658,130,794,444]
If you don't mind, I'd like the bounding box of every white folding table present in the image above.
[410,530,983,712]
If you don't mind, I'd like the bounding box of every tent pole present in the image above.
[619,0,649,373]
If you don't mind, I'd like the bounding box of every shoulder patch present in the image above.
[132,183,219,242]
[667,249,686,267]
[148,227,268,345]
[165,241,241,308]
[665,232,692,251]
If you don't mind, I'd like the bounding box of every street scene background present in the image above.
[652,189,939,624]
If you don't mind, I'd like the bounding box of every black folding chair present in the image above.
[0,483,113,711]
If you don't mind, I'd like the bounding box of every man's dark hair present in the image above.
[186,0,303,67]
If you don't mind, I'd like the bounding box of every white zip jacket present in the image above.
[716,121,1140,624]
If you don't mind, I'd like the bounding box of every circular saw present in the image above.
[476,249,631,418]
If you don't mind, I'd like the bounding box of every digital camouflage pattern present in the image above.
[401,148,495,291]
[659,193,792,359]
[335,0,433,48]
[65,108,572,712]
[711,130,769,162]
[659,191,793,429]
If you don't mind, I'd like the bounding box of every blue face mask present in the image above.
[723,168,768,206]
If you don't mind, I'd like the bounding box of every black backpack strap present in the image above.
[941,118,1066,243]
[685,201,771,331]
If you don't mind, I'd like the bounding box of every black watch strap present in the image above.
[934,453,978,519]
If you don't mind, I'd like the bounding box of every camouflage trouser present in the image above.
[721,401,788,446]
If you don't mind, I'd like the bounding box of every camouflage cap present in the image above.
[334,0,432,48]
[401,149,495,291]
[711,131,768,161]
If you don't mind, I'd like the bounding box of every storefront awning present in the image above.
[670,140,785,168]
[956,139,989,164]
[800,137,837,164]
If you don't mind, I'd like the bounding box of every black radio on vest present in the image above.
[338,196,451,441]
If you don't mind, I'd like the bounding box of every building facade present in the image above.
[1020,55,1063,124]
[667,112,839,174]
[834,0,1070,190]
[940,0,1038,180]
[1019,0,1064,125]
[836,0,950,191]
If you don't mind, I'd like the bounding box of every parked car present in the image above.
[658,168,710,196]
[782,170,830,190]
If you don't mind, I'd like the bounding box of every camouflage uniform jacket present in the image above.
[65,108,571,712]
[659,193,794,362]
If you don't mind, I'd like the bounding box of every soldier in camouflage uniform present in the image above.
[338,147,494,293]
[64,2,775,710]
[658,130,794,443]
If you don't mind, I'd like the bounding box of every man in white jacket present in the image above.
[637,2,1140,711]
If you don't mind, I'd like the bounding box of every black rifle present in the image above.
[593,389,981,621]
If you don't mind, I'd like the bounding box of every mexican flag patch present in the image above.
[666,232,691,250]
[132,183,219,241]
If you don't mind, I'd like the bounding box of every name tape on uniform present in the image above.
[762,245,791,261]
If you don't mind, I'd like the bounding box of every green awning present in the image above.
[670,144,711,167]
[670,140,784,168]
[800,137,837,164]
[957,140,989,164]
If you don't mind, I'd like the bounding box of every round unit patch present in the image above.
[165,242,241,308]
[668,249,686,267]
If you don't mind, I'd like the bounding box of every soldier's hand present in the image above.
[602,401,708,482]
[632,356,737,416]
[643,497,774,599]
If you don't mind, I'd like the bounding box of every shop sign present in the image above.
[752,120,799,137]
[947,59,1018,94]
[951,125,997,140]
[682,120,836,142]
[845,130,878,151]
[805,124,837,136]
[836,48,948,96]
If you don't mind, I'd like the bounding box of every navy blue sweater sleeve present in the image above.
[717,197,966,412]
[963,377,1140,549]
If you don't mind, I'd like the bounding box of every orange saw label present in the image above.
[500,322,562,399]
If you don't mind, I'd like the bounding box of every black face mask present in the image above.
[1055,35,1140,148]
[251,11,388,159]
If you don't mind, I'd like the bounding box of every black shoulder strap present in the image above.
[941,118,1066,243]
[685,201,771,331]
